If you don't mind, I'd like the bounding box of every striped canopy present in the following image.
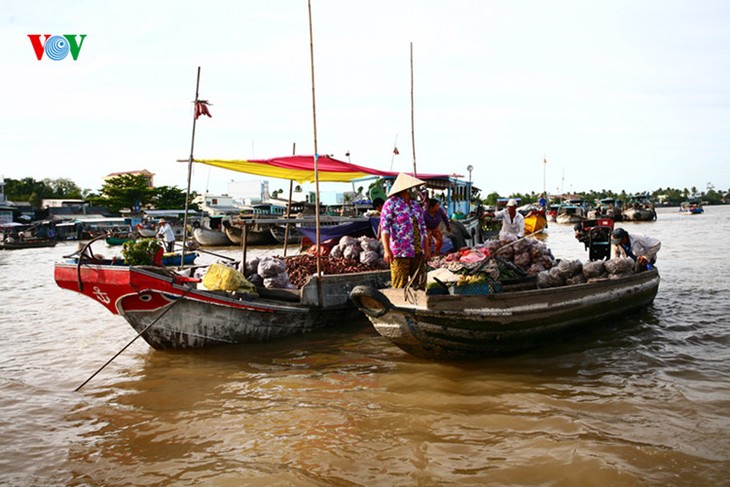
[195,155,391,183]
[195,155,452,183]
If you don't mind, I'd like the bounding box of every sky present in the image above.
[2,0,729,199]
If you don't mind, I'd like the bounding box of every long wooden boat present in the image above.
[193,226,232,246]
[0,239,57,250]
[350,269,660,360]
[54,259,390,350]
[223,219,277,245]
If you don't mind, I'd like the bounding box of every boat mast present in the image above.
[282,142,296,257]
[307,0,323,299]
[180,66,202,268]
[410,42,417,177]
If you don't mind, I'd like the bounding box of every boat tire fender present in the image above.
[350,285,391,318]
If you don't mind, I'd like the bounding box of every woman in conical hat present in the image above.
[379,173,430,289]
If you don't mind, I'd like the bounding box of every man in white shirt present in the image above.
[495,199,524,238]
[156,219,176,252]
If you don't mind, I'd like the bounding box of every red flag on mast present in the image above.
[195,100,212,119]
[393,146,399,155]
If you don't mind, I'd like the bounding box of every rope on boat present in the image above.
[73,285,193,392]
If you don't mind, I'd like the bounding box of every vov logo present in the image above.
[28,34,87,61]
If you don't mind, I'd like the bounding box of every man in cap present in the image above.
[380,173,430,288]
[610,227,661,271]
[495,198,525,238]
[156,218,176,252]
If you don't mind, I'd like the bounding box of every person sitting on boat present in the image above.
[156,218,176,253]
[424,198,451,256]
[495,199,524,238]
[380,173,430,289]
[610,227,661,271]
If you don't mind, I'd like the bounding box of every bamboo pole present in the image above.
[307,0,323,306]
[282,142,296,257]
[410,42,417,177]
[180,66,201,269]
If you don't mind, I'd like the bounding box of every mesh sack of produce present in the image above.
[257,256,287,278]
[537,270,555,288]
[359,237,380,252]
[360,249,380,265]
[527,263,546,274]
[566,273,588,285]
[339,236,358,247]
[582,260,606,279]
[203,263,256,292]
[547,266,567,286]
[567,259,583,276]
[264,274,294,289]
[244,257,260,277]
[343,244,361,260]
[604,257,634,275]
[329,245,344,258]
[513,250,532,269]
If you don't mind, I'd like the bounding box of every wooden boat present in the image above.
[679,200,703,215]
[350,269,660,360]
[54,259,389,350]
[105,234,135,246]
[223,220,277,245]
[270,223,303,244]
[622,194,657,221]
[555,199,587,224]
[587,198,623,221]
[0,238,57,250]
[193,226,232,246]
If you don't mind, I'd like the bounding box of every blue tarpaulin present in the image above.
[296,218,380,243]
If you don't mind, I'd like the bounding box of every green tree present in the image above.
[154,185,197,210]
[44,178,83,198]
[87,174,156,213]
[4,177,51,207]
[482,191,501,206]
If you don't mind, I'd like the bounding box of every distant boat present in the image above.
[622,194,657,221]
[0,238,57,250]
[587,198,623,221]
[223,218,277,245]
[555,198,587,224]
[193,226,232,246]
[105,233,135,246]
[679,200,703,215]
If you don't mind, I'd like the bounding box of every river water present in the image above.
[0,206,728,486]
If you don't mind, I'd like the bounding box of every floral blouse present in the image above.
[380,196,428,258]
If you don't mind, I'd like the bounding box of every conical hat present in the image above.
[387,173,426,197]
